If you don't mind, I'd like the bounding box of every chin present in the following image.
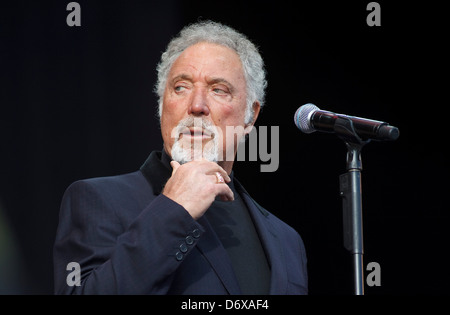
[170,140,219,164]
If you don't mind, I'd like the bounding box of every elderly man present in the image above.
[53,21,308,295]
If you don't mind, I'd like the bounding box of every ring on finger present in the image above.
[215,172,225,184]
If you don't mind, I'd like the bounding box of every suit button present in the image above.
[192,229,201,238]
[179,243,188,253]
[175,251,183,261]
[185,235,194,245]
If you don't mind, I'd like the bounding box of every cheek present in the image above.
[162,93,177,115]
[162,92,183,123]
[160,117,172,147]
[219,110,247,128]
[215,102,247,133]
[160,107,179,146]
[215,98,247,123]
[216,113,247,149]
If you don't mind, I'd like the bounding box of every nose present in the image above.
[188,88,210,117]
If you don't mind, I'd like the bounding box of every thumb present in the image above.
[170,160,181,176]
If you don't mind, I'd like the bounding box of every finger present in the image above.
[213,172,225,184]
[170,160,181,176]
[219,194,234,202]
[210,171,230,185]
[216,185,234,201]
[202,163,231,183]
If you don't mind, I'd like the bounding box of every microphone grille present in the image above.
[294,103,319,133]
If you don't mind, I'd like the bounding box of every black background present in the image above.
[0,0,448,295]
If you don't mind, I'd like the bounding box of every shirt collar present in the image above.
[139,149,236,195]
[139,149,172,195]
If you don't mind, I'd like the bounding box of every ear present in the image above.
[244,101,261,134]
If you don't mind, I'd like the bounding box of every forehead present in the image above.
[169,42,245,83]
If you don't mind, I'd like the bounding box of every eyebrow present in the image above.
[171,74,192,83]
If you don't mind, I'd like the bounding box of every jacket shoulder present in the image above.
[61,170,154,220]
[64,170,149,199]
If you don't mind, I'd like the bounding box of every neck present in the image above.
[218,160,234,175]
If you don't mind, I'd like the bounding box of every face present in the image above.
[160,42,259,173]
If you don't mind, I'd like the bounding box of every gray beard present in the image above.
[170,116,220,164]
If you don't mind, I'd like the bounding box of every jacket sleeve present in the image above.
[53,179,204,294]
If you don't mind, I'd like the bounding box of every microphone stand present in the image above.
[334,117,371,296]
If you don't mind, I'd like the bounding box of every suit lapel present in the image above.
[234,179,289,295]
[196,216,242,295]
[195,179,290,295]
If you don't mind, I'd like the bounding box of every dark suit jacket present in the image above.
[53,151,308,294]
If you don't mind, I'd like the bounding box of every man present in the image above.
[53,21,308,294]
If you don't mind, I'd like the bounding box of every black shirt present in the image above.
[205,175,271,295]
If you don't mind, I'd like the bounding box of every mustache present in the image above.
[174,116,218,138]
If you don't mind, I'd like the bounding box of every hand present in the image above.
[162,159,234,220]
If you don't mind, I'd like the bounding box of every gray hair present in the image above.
[155,20,267,124]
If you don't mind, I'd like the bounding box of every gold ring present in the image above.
[215,172,225,184]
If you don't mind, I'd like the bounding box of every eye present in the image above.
[174,85,186,92]
[212,87,229,95]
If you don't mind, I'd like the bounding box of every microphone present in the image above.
[294,103,399,141]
